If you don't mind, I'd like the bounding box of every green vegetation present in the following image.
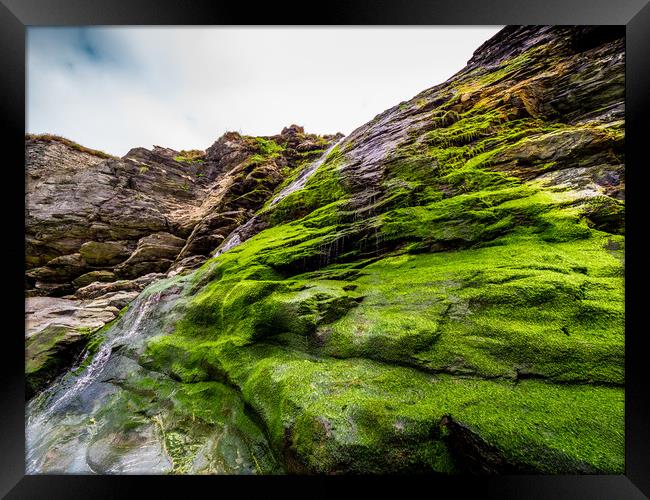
[136,166,623,472]
[131,47,624,469]
[93,373,282,474]
[255,137,285,157]
[267,145,348,225]
[26,133,116,159]
[26,324,96,397]
[174,149,205,163]
[30,29,625,474]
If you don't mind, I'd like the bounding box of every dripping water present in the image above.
[213,138,345,258]
[26,292,162,473]
[269,138,344,206]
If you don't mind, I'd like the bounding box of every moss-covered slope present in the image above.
[27,26,625,474]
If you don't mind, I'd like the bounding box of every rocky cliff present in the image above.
[26,25,625,474]
[25,127,341,396]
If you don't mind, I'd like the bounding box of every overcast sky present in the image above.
[27,27,502,157]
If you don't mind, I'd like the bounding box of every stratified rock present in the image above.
[73,273,165,300]
[26,128,337,296]
[26,253,88,293]
[115,232,185,278]
[73,270,116,289]
[79,241,131,266]
[101,25,622,475]
[204,131,259,178]
[26,26,626,476]
[174,130,337,260]
[166,255,208,277]
[25,296,120,398]
[25,129,337,392]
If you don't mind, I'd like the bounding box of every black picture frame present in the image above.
[2,0,648,497]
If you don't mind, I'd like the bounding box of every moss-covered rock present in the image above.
[26,26,625,475]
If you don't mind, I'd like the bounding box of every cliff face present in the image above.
[25,128,340,396]
[26,126,340,294]
[26,26,625,474]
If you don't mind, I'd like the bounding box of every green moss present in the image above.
[26,133,116,159]
[142,325,622,473]
[139,204,623,473]
[268,146,348,225]
[454,45,548,95]
[76,31,625,475]
[26,324,96,397]
[91,371,282,474]
[255,137,285,157]
[174,149,205,163]
[319,230,623,385]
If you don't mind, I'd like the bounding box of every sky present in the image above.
[27,27,503,157]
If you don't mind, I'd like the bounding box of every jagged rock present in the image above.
[204,131,259,178]
[26,253,88,289]
[26,282,74,297]
[166,255,208,277]
[25,127,336,389]
[281,124,305,136]
[121,232,185,264]
[26,26,626,476]
[174,130,337,261]
[73,273,165,300]
[87,290,140,311]
[491,127,622,182]
[26,128,336,296]
[25,138,201,290]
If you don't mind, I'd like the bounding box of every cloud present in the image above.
[27,26,503,156]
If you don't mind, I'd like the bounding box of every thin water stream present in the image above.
[24,140,348,474]
[213,138,344,257]
[26,292,166,473]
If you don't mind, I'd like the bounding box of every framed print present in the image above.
[1,0,649,497]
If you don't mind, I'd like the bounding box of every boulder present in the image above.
[79,241,131,266]
[73,270,117,288]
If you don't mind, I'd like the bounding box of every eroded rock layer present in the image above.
[25,128,340,393]
[26,26,625,474]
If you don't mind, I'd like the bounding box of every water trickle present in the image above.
[55,295,156,414]
[269,138,344,207]
[213,220,249,257]
[213,138,345,259]
[26,292,162,474]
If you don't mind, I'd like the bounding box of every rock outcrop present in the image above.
[26,26,625,475]
[26,128,339,296]
[25,129,340,394]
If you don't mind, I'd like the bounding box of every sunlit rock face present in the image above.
[26,25,625,474]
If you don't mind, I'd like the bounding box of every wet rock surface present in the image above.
[26,129,339,392]
[26,26,625,475]
[25,295,128,398]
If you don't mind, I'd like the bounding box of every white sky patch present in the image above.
[27,27,503,156]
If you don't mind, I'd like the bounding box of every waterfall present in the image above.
[212,216,256,258]
[212,138,345,258]
[269,138,343,206]
[26,292,162,473]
